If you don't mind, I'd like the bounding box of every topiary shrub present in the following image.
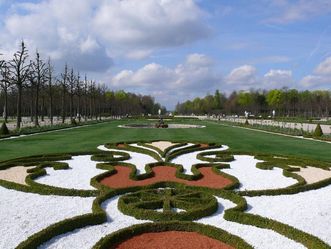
[313,124,323,137]
[0,122,10,135]
[244,119,249,125]
[71,119,78,126]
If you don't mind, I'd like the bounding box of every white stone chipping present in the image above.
[0,186,95,249]
[35,155,106,190]
[97,145,157,174]
[38,196,149,249]
[1,142,329,248]
[222,155,298,191]
[246,184,331,245]
[198,197,305,249]
[170,145,229,174]
[130,143,163,158]
[146,141,178,151]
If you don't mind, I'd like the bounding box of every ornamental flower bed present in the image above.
[0,141,330,249]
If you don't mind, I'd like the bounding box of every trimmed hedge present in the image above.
[105,143,162,161]
[3,141,331,249]
[118,188,218,221]
[0,152,101,197]
[91,151,130,162]
[0,119,111,140]
[93,221,253,249]
[314,123,323,137]
[0,122,10,135]
[197,150,234,163]
[165,143,220,162]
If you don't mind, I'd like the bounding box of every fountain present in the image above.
[155,109,168,128]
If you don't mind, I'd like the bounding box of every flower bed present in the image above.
[0,140,330,249]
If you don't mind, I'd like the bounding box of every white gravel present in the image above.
[2,143,326,248]
[130,143,163,158]
[97,145,157,174]
[129,142,197,159]
[35,155,106,190]
[170,145,229,174]
[0,186,94,249]
[198,197,305,249]
[246,184,331,245]
[222,155,298,191]
[39,196,149,249]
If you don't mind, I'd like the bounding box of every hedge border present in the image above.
[2,140,331,249]
[118,188,218,222]
[93,221,253,249]
[91,161,239,191]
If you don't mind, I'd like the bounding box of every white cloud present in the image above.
[300,75,328,87]
[0,0,210,71]
[266,0,331,24]
[92,0,210,49]
[125,50,153,60]
[79,36,100,54]
[185,53,213,66]
[314,56,331,75]
[263,69,293,87]
[225,65,257,86]
[300,57,331,88]
[109,53,220,107]
[225,66,294,90]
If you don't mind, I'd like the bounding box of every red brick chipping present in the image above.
[100,165,232,189]
[111,231,234,249]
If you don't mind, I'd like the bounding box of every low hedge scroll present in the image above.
[118,188,218,222]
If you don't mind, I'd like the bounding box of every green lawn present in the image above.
[0,119,331,162]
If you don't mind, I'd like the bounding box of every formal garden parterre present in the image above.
[0,134,331,249]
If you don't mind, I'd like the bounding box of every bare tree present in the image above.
[8,41,30,129]
[0,62,11,123]
[30,51,47,127]
[83,74,88,121]
[68,68,75,122]
[76,72,82,122]
[47,57,54,125]
[89,80,96,119]
[59,64,68,123]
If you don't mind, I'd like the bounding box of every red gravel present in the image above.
[100,165,232,189]
[112,231,234,249]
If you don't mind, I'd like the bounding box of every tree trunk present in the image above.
[49,90,53,125]
[16,85,22,129]
[77,95,81,122]
[41,95,45,122]
[61,86,65,123]
[34,85,39,127]
[70,93,73,121]
[3,88,8,123]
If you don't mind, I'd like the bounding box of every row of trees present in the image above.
[176,89,331,117]
[0,41,164,129]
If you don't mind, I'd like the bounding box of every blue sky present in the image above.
[0,0,330,109]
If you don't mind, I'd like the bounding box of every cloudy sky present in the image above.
[0,0,330,109]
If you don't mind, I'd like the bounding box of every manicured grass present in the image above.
[0,119,331,162]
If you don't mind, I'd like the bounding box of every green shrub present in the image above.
[118,188,218,222]
[313,124,323,137]
[0,122,10,135]
[71,118,78,126]
[244,119,249,125]
[93,221,252,249]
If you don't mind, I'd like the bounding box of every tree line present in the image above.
[0,41,164,128]
[175,89,331,118]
